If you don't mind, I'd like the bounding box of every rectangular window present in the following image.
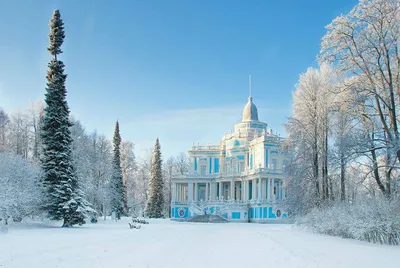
[200,165,206,176]
[214,158,220,173]
[239,162,244,172]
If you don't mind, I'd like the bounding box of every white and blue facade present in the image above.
[171,96,289,223]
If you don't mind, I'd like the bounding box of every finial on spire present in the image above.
[249,74,252,98]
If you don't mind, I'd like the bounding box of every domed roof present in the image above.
[242,96,258,121]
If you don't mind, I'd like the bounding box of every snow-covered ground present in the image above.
[1,218,399,268]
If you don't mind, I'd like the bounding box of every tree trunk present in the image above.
[313,128,320,205]
[340,153,345,201]
[370,140,386,196]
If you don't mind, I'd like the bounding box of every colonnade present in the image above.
[172,178,285,202]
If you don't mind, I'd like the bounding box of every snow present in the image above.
[1,218,399,268]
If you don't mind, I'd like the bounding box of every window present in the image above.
[239,162,244,172]
[200,165,206,176]
[231,158,237,174]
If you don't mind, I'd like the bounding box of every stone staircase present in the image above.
[187,214,228,223]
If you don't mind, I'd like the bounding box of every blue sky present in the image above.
[0,0,358,159]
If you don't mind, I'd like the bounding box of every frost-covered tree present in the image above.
[163,157,175,217]
[0,152,42,222]
[0,108,9,152]
[285,64,338,213]
[87,132,113,219]
[0,103,44,160]
[40,9,92,227]
[28,102,44,161]
[8,111,30,158]
[147,138,164,218]
[110,121,127,219]
[174,152,190,176]
[70,122,114,221]
[120,140,136,213]
[131,149,152,216]
[320,0,400,197]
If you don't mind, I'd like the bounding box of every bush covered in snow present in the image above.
[298,198,400,245]
[0,152,42,222]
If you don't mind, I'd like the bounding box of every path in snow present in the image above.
[1,218,399,268]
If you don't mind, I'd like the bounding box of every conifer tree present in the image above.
[40,9,92,227]
[147,138,164,218]
[110,121,127,219]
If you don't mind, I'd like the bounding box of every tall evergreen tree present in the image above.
[110,121,127,219]
[40,9,92,227]
[147,138,164,218]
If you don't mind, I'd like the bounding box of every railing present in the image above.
[188,202,204,215]
[173,168,285,180]
[174,173,219,179]
[190,144,220,151]
[172,198,283,207]
[223,132,261,140]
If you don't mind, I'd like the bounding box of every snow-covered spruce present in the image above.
[110,121,127,219]
[40,9,93,227]
[146,138,164,218]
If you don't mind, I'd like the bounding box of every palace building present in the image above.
[171,87,289,223]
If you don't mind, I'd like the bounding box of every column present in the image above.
[230,180,235,200]
[267,178,271,200]
[194,183,198,202]
[240,180,246,201]
[282,181,286,199]
[261,179,265,200]
[244,180,248,200]
[171,182,176,202]
[210,182,215,201]
[218,182,222,199]
[188,182,193,201]
[258,177,262,200]
[272,179,275,200]
[252,179,257,200]
[209,182,213,201]
[206,183,209,201]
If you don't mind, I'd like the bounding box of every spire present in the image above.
[242,74,259,122]
[249,74,252,99]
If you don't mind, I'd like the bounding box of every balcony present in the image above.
[173,168,285,181]
[190,144,220,151]
[174,173,219,180]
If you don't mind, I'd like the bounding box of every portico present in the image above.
[173,176,285,203]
